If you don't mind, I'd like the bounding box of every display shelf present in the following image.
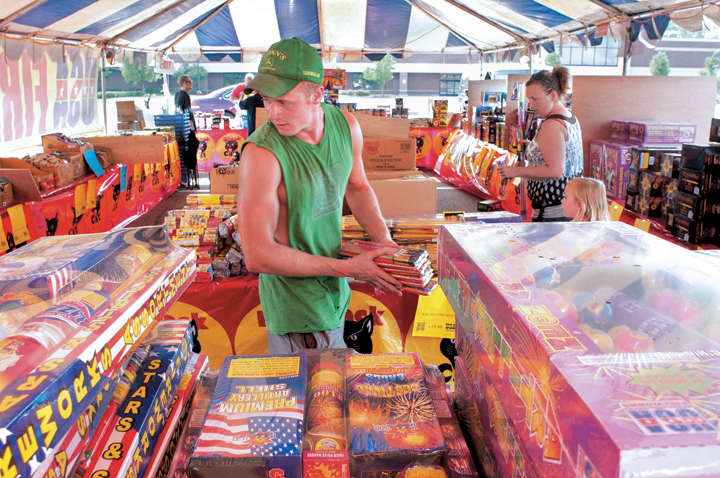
[0,226,196,478]
[440,221,720,478]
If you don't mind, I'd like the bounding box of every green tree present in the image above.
[545,52,562,67]
[173,63,208,88]
[120,58,160,94]
[699,52,720,88]
[649,52,670,76]
[360,54,396,94]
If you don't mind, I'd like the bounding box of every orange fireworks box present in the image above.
[188,354,308,478]
[440,221,720,478]
[346,353,447,472]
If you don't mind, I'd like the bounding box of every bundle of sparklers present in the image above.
[339,240,438,295]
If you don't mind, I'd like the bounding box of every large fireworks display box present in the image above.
[439,221,720,478]
[346,353,447,471]
[86,320,194,478]
[0,227,195,478]
[189,354,308,478]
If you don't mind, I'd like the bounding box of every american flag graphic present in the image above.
[194,404,304,457]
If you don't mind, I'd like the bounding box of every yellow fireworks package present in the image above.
[346,352,447,468]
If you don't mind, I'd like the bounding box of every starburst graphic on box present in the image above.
[389,391,436,423]
[247,429,274,447]
[306,393,344,437]
[348,397,389,430]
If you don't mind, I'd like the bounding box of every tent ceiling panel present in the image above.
[0,0,705,56]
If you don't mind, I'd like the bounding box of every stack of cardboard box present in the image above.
[351,113,436,216]
[116,101,146,131]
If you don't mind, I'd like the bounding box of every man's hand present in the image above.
[341,249,402,295]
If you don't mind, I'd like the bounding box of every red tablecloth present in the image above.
[164,276,458,383]
[0,142,180,256]
[196,128,248,172]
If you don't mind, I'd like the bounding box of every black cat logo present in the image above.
[69,207,83,235]
[45,212,59,236]
[441,135,449,148]
[413,135,424,152]
[438,338,458,383]
[499,178,508,198]
[6,232,25,253]
[112,183,121,202]
[344,313,374,354]
[139,169,146,194]
[91,193,103,224]
[198,138,209,158]
[224,139,239,157]
[125,176,133,202]
[151,169,160,186]
[164,161,173,181]
[189,317,202,354]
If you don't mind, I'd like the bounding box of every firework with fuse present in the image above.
[346,353,447,470]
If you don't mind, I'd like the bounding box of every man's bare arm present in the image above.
[238,143,402,293]
[343,112,394,245]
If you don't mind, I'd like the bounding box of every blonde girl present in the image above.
[561,177,611,222]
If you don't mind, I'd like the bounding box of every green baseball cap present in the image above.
[244,37,323,98]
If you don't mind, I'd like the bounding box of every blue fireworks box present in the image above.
[189,354,307,478]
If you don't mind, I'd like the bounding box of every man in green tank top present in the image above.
[238,38,402,354]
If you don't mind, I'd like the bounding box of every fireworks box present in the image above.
[674,213,715,244]
[636,195,664,219]
[477,199,501,212]
[680,143,720,171]
[167,373,220,478]
[626,121,696,145]
[638,171,669,197]
[660,152,682,178]
[209,166,239,195]
[189,354,307,478]
[609,120,628,142]
[346,353,447,471]
[625,189,638,212]
[86,320,193,478]
[675,191,710,221]
[630,146,681,172]
[602,140,634,200]
[0,228,195,478]
[440,221,720,478]
[678,167,719,196]
[588,139,603,181]
[144,353,209,478]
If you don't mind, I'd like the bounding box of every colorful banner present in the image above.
[0,142,180,255]
[164,277,459,386]
[196,128,247,172]
[0,38,102,153]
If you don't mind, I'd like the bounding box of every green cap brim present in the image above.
[244,73,300,98]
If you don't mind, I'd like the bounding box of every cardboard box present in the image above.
[41,134,88,154]
[210,166,239,194]
[626,121,696,145]
[0,157,52,200]
[0,178,13,208]
[365,170,436,216]
[116,101,139,122]
[362,137,415,170]
[84,134,166,164]
[118,121,146,132]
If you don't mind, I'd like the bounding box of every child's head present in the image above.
[562,177,611,222]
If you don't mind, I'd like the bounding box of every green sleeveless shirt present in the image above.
[241,103,353,334]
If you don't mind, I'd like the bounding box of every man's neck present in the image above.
[295,104,325,145]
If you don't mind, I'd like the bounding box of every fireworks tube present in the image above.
[303,361,347,451]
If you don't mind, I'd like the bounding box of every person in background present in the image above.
[230,73,255,128]
[238,90,264,136]
[174,75,199,189]
[497,66,583,222]
[561,177,611,222]
[237,38,401,355]
[230,73,255,102]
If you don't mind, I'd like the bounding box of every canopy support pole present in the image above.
[102,52,108,134]
[622,24,631,76]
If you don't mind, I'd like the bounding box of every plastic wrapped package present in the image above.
[440,221,720,478]
[0,227,195,478]
[189,355,307,478]
[346,353,447,471]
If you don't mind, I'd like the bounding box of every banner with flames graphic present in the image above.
[164,277,459,386]
[0,38,102,154]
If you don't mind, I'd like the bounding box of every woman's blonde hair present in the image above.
[568,177,611,222]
